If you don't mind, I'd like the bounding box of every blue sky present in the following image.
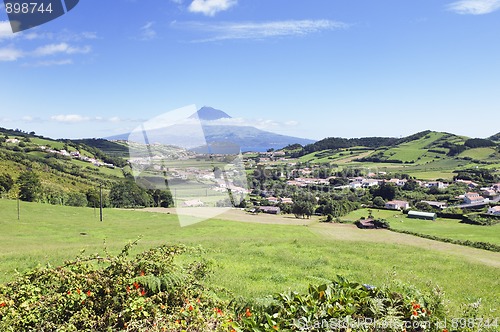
[1,0,500,140]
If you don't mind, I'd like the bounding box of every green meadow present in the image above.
[0,200,499,317]
[343,208,500,245]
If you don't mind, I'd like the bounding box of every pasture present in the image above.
[0,200,499,317]
[342,208,500,245]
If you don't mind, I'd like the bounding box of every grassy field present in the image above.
[459,147,498,160]
[342,208,500,245]
[0,200,499,317]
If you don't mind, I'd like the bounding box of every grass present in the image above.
[459,147,498,160]
[0,200,499,317]
[342,208,500,245]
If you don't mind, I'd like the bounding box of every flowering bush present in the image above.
[0,240,236,331]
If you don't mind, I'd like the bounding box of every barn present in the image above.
[408,210,436,220]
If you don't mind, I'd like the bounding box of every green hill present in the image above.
[280,130,500,180]
[0,128,127,203]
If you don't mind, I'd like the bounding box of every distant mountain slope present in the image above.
[489,132,500,142]
[288,130,499,167]
[108,106,315,152]
[190,106,231,120]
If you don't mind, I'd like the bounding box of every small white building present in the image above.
[182,200,204,207]
[487,206,500,216]
[385,200,410,210]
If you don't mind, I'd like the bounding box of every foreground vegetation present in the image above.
[0,200,499,322]
[0,240,497,331]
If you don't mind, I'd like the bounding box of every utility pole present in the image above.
[99,183,103,222]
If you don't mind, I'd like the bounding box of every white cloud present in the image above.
[139,22,157,40]
[0,21,15,41]
[33,43,91,56]
[201,116,299,130]
[174,19,348,42]
[23,59,73,67]
[50,115,131,124]
[0,46,23,61]
[188,0,237,16]
[51,114,90,123]
[447,0,500,14]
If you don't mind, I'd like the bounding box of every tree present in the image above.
[66,192,88,207]
[370,183,396,201]
[17,171,41,202]
[372,196,386,208]
[414,201,433,212]
[291,193,316,219]
[0,173,14,193]
[149,189,174,208]
[109,181,152,208]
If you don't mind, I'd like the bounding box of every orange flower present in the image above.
[140,270,145,276]
[76,289,81,295]
[273,325,278,330]
[160,304,166,309]
[133,281,140,289]
[0,302,6,307]
[126,286,130,294]
[188,305,194,311]
[412,311,418,316]
[141,289,146,296]
[67,291,71,295]
[412,303,420,310]
[245,308,252,317]
[443,330,448,332]
[86,290,91,297]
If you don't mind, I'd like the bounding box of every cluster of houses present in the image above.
[40,147,115,168]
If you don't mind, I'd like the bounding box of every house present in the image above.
[182,200,204,207]
[487,206,500,216]
[408,210,436,220]
[456,179,478,188]
[258,206,281,214]
[385,200,410,210]
[464,192,488,204]
[355,218,389,229]
[482,189,497,198]
[425,181,448,189]
[356,218,376,229]
[6,138,20,144]
[362,179,381,188]
[267,197,279,205]
[386,178,407,187]
[421,200,447,209]
[280,198,293,204]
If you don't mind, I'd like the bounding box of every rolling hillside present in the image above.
[0,128,127,201]
[282,130,500,180]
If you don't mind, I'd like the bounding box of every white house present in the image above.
[385,200,410,210]
[464,192,488,204]
[487,206,500,216]
[182,200,204,207]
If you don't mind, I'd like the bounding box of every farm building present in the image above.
[258,206,281,214]
[408,210,436,220]
[182,200,204,207]
[487,206,500,216]
[421,200,447,209]
[385,200,410,210]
